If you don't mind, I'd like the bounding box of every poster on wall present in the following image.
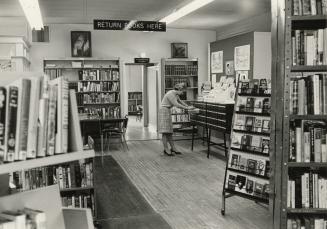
[225,60,234,75]
[211,51,223,73]
[234,45,250,71]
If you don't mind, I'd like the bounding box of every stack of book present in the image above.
[292,29,327,66]
[77,81,119,92]
[0,76,83,164]
[79,69,119,81]
[289,120,327,162]
[290,74,327,115]
[0,208,46,229]
[288,172,327,209]
[61,193,95,217]
[78,93,120,104]
[165,65,198,76]
[292,0,327,15]
[10,159,94,191]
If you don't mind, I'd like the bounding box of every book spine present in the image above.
[46,85,57,156]
[0,87,6,163]
[17,79,31,161]
[309,171,313,208]
[5,86,19,162]
[37,98,49,157]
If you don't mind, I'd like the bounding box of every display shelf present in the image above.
[235,111,271,117]
[289,115,327,120]
[287,209,327,214]
[227,168,269,180]
[238,93,271,97]
[291,15,327,22]
[172,121,191,124]
[0,150,94,175]
[232,129,271,137]
[287,162,327,168]
[290,65,327,72]
[224,188,269,204]
[60,186,94,192]
[230,147,270,157]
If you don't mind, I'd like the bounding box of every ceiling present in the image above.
[0,0,271,30]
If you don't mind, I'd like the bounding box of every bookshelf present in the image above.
[278,0,327,228]
[221,79,272,215]
[128,91,142,115]
[161,58,198,136]
[43,58,122,120]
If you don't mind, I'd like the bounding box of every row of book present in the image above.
[236,97,271,114]
[61,193,95,216]
[288,173,327,208]
[226,171,269,199]
[45,69,62,80]
[290,74,327,115]
[78,106,121,119]
[165,65,198,76]
[77,93,120,105]
[229,152,269,177]
[165,78,190,89]
[238,79,271,96]
[128,104,142,113]
[231,133,270,154]
[292,0,327,16]
[292,29,327,66]
[171,114,190,123]
[77,81,120,92]
[128,92,142,100]
[78,69,119,81]
[10,160,94,191]
[234,114,271,134]
[0,76,82,163]
[0,208,46,229]
[287,217,327,229]
[289,120,327,162]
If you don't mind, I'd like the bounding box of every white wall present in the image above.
[253,32,271,79]
[28,24,216,85]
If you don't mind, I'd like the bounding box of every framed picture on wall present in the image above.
[71,31,92,57]
[171,43,188,58]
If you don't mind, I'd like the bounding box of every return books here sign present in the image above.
[94,20,166,32]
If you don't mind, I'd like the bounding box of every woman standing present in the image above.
[158,83,194,156]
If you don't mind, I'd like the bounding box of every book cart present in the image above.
[190,101,234,158]
[0,73,96,229]
[276,0,327,228]
[221,79,272,215]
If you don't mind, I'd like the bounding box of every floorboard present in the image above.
[99,139,271,229]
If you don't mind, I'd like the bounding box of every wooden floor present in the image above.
[99,140,271,229]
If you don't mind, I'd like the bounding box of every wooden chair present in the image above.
[102,117,129,151]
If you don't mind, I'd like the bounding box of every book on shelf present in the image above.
[289,119,327,162]
[61,193,95,217]
[45,69,62,80]
[292,0,327,15]
[0,87,6,163]
[288,172,327,209]
[165,78,190,89]
[225,170,269,199]
[77,81,119,92]
[165,65,198,76]
[10,159,94,192]
[287,216,327,229]
[78,69,119,81]
[0,75,84,164]
[290,73,327,115]
[292,29,327,66]
[234,114,271,134]
[77,93,120,105]
[238,79,272,95]
[231,132,270,154]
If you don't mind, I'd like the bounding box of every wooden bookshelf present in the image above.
[0,150,94,175]
[128,92,142,115]
[275,0,327,228]
[161,58,198,137]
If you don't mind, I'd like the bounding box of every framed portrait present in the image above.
[225,60,234,75]
[171,43,188,58]
[71,31,92,57]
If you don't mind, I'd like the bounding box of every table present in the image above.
[80,118,125,164]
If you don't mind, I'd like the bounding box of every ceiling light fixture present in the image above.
[18,0,44,30]
[160,0,214,25]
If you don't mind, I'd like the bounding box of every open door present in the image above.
[146,64,160,132]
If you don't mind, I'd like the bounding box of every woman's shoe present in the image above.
[164,150,174,156]
[171,149,182,155]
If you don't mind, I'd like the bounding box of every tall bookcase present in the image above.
[44,58,122,119]
[161,58,198,135]
[128,92,142,115]
[275,0,327,228]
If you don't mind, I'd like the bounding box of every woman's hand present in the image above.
[187,106,195,110]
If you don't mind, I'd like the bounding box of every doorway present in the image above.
[123,63,160,141]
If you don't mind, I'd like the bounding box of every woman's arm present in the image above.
[177,96,188,107]
[169,95,189,110]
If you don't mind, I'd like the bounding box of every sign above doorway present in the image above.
[94,20,166,32]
